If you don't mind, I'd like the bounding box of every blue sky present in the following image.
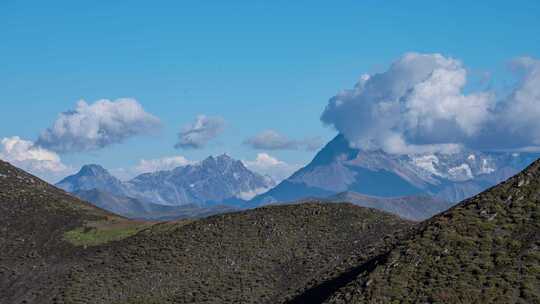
[1,1,540,182]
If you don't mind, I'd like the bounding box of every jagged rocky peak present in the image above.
[201,154,226,166]
[56,163,125,195]
[77,164,112,177]
[216,153,233,161]
[306,134,358,168]
[200,153,240,168]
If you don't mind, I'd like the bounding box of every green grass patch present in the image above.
[64,221,151,247]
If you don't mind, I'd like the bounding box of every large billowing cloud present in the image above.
[0,136,72,182]
[243,153,300,182]
[244,130,324,151]
[36,98,161,153]
[175,115,225,149]
[321,53,540,154]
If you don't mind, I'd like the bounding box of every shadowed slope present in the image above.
[0,160,118,253]
[287,159,540,304]
[0,160,124,303]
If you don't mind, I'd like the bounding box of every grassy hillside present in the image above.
[0,161,413,304]
[60,203,412,304]
[289,159,540,304]
[0,159,124,257]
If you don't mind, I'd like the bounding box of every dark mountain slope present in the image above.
[0,161,414,304]
[290,159,540,304]
[57,203,413,304]
[0,160,124,304]
[0,161,117,253]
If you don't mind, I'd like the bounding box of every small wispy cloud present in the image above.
[175,115,225,149]
[135,156,193,173]
[243,153,300,183]
[111,155,194,180]
[244,130,324,151]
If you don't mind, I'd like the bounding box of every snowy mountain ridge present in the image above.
[251,134,539,204]
[57,154,275,206]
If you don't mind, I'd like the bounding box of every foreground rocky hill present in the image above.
[67,203,412,304]
[0,161,413,304]
[286,159,540,304]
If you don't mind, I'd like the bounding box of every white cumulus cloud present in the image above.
[243,153,300,182]
[175,115,225,149]
[36,98,161,153]
[0,136,72,182]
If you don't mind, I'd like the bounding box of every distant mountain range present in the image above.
[55,135,539,221]
[252,134,540,205]
[327,192,453,221]
[56,154,275,208]
[269,191,452,221]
